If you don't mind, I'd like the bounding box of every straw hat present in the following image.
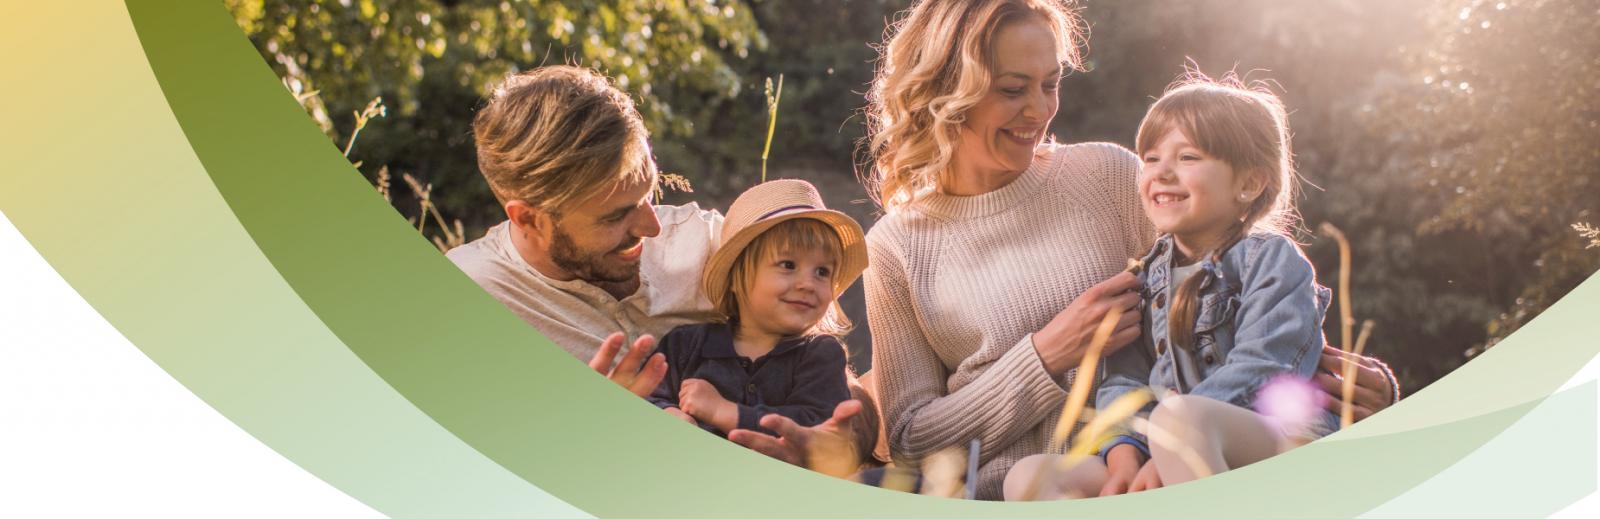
[702,179,868,312]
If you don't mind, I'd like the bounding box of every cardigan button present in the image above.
[746,383,757,394]
[1154,292,1166,310]
[1202,353,1216,364]
[1156,338,1168,356]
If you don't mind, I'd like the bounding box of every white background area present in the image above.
[0,210,381,518]
[1,206,1594,517]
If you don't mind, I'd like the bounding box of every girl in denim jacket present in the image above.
[1005,74,1335,500]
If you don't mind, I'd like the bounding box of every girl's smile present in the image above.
[1140,128,1258,260]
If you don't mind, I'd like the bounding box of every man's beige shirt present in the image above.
[447,203,724,361]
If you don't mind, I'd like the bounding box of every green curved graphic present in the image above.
[0,1,1592,516]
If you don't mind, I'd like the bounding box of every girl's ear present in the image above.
[1236,168,1269,204]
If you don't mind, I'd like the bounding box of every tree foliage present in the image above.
[225,0,764,228]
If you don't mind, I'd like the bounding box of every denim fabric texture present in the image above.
[1098,232,1339,449]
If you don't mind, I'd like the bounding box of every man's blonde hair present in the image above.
[863,0,1086,212]
[473,66,654,214]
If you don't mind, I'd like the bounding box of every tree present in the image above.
[1370,0,1600,352]
[225,0,765,229]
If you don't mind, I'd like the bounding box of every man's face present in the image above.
[546,176,662,284]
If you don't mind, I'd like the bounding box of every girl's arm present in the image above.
[1096,322,1157,456]
[730,337,852,435]
[866,236,1068,467]
[1189,235,1324,408]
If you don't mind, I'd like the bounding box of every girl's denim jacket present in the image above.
[1098,232,1338,456]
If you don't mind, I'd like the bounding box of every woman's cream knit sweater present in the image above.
[865,142,1154,499]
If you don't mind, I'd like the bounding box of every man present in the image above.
[446,65,720,397]
[446,65,1397,475]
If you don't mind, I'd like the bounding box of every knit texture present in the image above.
[865,142,1154,499]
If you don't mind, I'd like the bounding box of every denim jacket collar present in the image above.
[1139,235,1236,299]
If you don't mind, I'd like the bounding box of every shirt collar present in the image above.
[701,323,813,359]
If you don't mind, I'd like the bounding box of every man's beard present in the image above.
[549,225,643,285]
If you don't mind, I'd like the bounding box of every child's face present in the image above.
[737,246,837,337]
[1139,127,1249,256]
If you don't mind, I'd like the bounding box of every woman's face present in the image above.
[952,19,1062,192]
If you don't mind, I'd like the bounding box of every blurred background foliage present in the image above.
[227,0,1597,392]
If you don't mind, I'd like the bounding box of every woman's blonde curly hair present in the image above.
[861,0,1087,212]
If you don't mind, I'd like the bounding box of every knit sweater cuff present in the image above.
[998,333,1071,407]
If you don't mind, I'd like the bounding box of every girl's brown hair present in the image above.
[720,218,853,337]
[1136,71,1298,350]
[862,0,1086,212]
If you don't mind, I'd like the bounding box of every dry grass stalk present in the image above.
[343,96,387,158]
[653,172,694,204]
[401,173,465,252]
[761,75,784,183]
[1050,305,1125,448]
[877,467,919,494]
[1011,305,1124,500]
[919,447,968,498]
[1062,389,1152,460]
[375,166,392,202]
[1340,319,1377,428]
[1575,222,1600,249]
[1319,222,1354,354]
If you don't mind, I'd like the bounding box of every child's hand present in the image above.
[1128,460,1163,492]
[665,406,698,425]
[680,378,737,432]
[1099,443,1145,496]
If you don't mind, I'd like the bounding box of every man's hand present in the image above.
[728,399,862,477]
[664,406,697,425]
[589,332,666,397]
[1127,459,1162,492]
[1315,345,1397,422]
[679,379,737,432]
[1098,443,1144,497]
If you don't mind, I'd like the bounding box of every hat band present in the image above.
[756,204,816,221]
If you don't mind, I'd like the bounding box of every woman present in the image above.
[860,0,1398,499]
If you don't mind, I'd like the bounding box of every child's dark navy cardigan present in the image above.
[647,323,851,436]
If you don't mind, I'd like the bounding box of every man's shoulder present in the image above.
[654,201,723,229]
[445,222,515,282]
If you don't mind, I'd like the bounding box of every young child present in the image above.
[1005,74,1336,499]
[647,179,867,438]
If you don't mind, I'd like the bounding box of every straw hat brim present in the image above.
[702,208,868,312]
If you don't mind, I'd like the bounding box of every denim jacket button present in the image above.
[1154,292,1166,310]
[1156,338,1168,356]
[746,383,757,394]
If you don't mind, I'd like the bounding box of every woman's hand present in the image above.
[1315,345,1398,422]
[1099,443,1145,496]
[680,378,737,432]
[1034,272,1143,376]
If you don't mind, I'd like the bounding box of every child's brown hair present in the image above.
[1136,71,1299,350]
